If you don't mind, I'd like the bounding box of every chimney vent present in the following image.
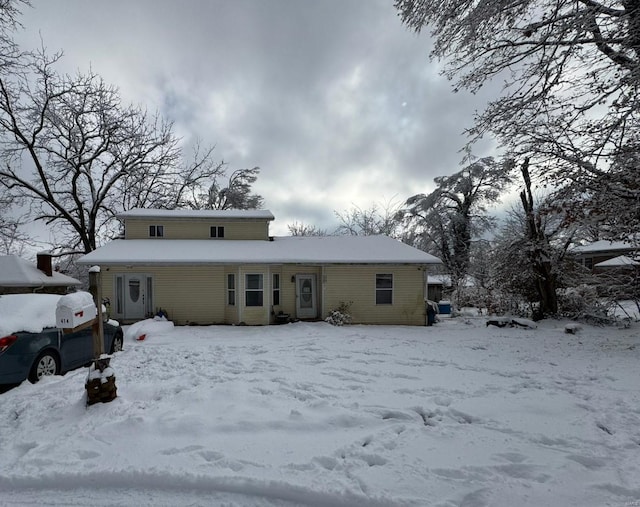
[37,252,53,277]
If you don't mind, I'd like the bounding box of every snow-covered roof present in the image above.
[0,255,82,287]
[427,274,477,287]
[78,236,442,266]
[594,255,640,268]
[427,274,451,286]
[571,239,636,254]
[117,208,275,220]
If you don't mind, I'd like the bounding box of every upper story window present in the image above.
[149,225,164,238]
[376,274,393,305]
[210,226,225,238]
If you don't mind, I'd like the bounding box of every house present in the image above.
[593,255,640,298]
[0,253,82,295]
[569,239,639,299]
[426,274,451,302]
[570,239,638,271]
[594,255,640,270]
[78,209,442,325]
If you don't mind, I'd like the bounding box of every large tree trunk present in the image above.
[520,159,558,318]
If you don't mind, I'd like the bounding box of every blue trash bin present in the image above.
[438,301,451,314]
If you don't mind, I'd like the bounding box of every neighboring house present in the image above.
[570,240,639,299]
[78,209,442,326]
[426,274,452,302]
[570,239,638,271]
[593,255,640,298]
[594,255,640,270]
[0,253,82,295]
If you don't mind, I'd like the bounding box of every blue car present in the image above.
[0,293,123,385]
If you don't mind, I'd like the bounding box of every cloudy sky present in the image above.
[16,0,498,235]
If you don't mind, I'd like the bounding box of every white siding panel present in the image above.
[324,265,426,325]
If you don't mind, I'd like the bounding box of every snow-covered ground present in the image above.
[1,316,639,506]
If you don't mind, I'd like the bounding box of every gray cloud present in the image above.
[17,0,500,235]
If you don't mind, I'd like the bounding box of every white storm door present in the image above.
[296,274,317,319]
[124,274,146,320]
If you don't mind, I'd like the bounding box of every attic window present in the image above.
[210,226,225,238]
[149,225,164,238]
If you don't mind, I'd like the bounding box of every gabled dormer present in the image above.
[117,208,275,240]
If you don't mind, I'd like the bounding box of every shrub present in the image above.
[325,301,353,326]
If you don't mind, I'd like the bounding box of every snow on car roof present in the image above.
[78,235,442,265]
[0,292,99,336]
[0,293,62,336]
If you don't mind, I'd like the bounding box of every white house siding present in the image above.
[100,263,427,326]
[124,219,270,240]
[103,265,225,325]
[323,265,427,325]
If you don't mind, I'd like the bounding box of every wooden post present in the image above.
[86,266,117,405]
[88,267,105,358]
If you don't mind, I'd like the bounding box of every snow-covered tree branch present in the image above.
[0,48,260,254]
[396,0,640,238]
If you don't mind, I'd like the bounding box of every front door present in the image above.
[296,274,317,319]
[124,274,147,320]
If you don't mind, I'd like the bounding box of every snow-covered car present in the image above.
[0,293,123,385]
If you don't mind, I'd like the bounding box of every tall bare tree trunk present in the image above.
[519,159,558,318]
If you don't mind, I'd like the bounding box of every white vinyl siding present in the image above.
[324,265,426,325]
[125,219,270,240]
[104,266,225,325]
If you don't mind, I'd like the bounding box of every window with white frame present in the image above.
[272,273,280,305]
[149,225,164,237]
[115,275,123,314]
[245,274,263,307]
[227,273,236,306]
[375,273,393,305]
[210,226,225,238]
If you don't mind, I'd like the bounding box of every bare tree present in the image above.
[492,159,579,318]
[0,0,27,71]
[0,51,230,254]
[0,188,32,255]
[400,157,513,294]
[334,200,403,237]
[288,221,328,237]
[518,159,562,317]
[195,167,264,210]
[396,0,640,237]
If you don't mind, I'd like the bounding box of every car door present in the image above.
[58,327,94,370]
